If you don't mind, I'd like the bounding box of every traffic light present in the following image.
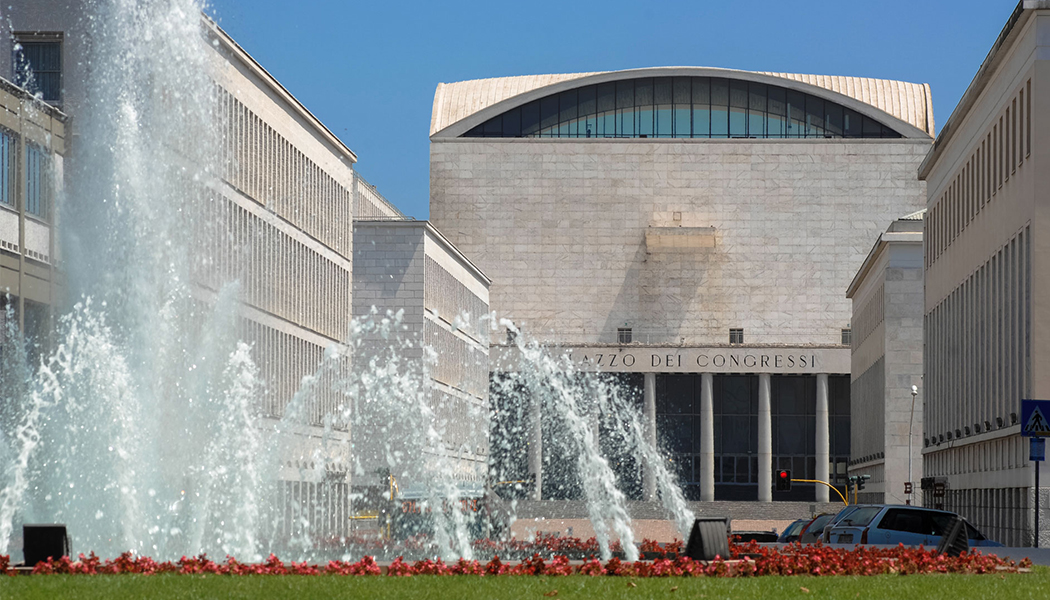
[775,469,792,491]
[856,474,870,491]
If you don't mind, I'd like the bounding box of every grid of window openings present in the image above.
[0,132,52,220]
[239,317,349,427]
[924,226,1030,449]
[14,40,61,103]
[216,86,353,259]
[655,373,851,501]
[192,195,351,344]
[711,375,759,495]
[275,478,350,541]
[463,77,903,139]
[828,375,851,488]
[772,376,816,483]
[926,79,1031,270]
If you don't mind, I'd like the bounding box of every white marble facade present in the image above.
[430,67,933,504]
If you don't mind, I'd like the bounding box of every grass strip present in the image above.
[1,570,1048,600]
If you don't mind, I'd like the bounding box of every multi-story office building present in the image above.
[5,5,357,538]
[846,212,925,505]
[0,77,65,351]
[352,200,491,500]
[431,67,934,503]
[919,0,1048,546]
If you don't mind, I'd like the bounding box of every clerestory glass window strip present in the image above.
[464,76,904,139]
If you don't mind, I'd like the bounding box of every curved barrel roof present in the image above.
[430,67,934,139]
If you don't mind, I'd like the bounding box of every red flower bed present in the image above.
[0,542,1032,577]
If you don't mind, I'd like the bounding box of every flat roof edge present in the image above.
[202,14,357,164]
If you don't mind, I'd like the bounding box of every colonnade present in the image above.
[527,372,832,503]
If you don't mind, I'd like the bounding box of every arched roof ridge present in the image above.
[431,67,934,139]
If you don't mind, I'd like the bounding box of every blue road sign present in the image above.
[1021,399,1050,437]
[1032,438,1046,462]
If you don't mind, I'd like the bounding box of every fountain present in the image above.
[0,0,696,564]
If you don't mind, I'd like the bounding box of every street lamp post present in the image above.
[908,384,918,505]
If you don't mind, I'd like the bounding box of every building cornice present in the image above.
[202,15,357,164]
[918,1,1030,179]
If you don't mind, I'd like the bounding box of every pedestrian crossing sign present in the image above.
[1021,399,1050,437]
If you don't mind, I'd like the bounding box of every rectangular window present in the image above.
[988,133,993,198]
[0,129,13,207]
[729,328,744,344]
[616,80,635,137]
[992,125,998,194]
[978,144,984,207]
[710,78,729,138]
[1018,91,1024,167]
[617,327,633,344]
[635,79,654,138]
[786,90,805,137]
[1027,80,1032,157]
[728,80,748,137]
[766,86,786,138]
[673,77,691,137]
[806,96,825,137]
[1005,107,1010,181]
[841,328,852,346]
[13,38,61,103]
[26,143,49,218]
[1012,98,1018,171]
[999,116,1004,188]
[654,78,673,138]
[747,82,767,138]
[691,78,711,137]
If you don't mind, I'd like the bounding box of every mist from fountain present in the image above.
[0,0,271,560]
[492,321,640,562]
[0,0,697,563]
[593,379,696,538]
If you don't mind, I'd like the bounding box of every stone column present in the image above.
[700,373,715,502]
[529,397,543,501]
[815,373,830,503]
[758,373,772,503]
[642,373,657,500]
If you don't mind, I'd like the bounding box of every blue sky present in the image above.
[207,0,1014,220]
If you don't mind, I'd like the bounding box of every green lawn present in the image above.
[2,571,1048,600]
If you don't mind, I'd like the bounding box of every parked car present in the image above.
[731,530,779,543]
[819,505,874,543]
[825,505,1002,547]
[777,518,809,543]
[790,512,836,544]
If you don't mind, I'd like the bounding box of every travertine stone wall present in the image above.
[353,220,491,488]
[918,5,1050,546]
[848,220,924,505]
[431,138,930,347]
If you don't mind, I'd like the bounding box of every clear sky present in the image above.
[207,0,1015,221]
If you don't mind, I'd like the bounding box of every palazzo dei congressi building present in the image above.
[430,68,934,502]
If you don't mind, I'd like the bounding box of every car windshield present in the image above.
[965,522,985,541]
[784,520,806,536]
[829,506,863,525]
[808,514,833,531]
[838,506,882,527]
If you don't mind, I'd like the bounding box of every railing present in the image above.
[353,171,410,221]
